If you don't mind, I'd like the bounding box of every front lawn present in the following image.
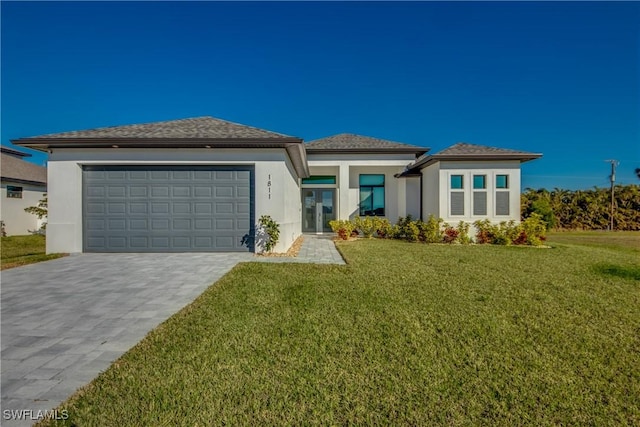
[1,235,65,270]
[42,237,639,425]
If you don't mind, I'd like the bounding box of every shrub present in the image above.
[354,216,376,238]
[393,216,421,242]
[456,221,472,244]
[443,226,459,244]
[371,217,392,238]
[521,213,547,246]
[258,215,280,252]
[474,219,494,244]
[474,217,546,246]
[329,219,356,240]
[418,215,444,243]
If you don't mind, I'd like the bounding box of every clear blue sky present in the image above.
[2,1,638,190]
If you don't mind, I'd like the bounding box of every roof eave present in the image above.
[401,152,543,175]
[306,147,428,156]
[11,137,310,179]
[0,177,47,186]
[11,136,302,148]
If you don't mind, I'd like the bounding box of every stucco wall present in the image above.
[0,182,47,235]
[405,176,421,219]
[421,164,440,220]
[307,155,413,222]
[437,160,522,224]
[46,148,301,254]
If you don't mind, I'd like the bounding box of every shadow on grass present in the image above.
[593,263,640,281]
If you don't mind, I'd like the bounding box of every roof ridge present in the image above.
[15,116,298,140]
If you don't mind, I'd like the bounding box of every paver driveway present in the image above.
[1,252,252,426]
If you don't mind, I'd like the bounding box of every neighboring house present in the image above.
[0,146,47,235]
[12,116,541,254]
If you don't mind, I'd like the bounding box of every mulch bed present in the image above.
[256,235,304,257]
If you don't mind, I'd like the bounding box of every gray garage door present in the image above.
[83,166,254,252]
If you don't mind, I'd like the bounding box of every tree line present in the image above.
[521,185,640,231]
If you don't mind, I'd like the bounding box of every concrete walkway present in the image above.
[1,235,344,426]
[253,234,345,264]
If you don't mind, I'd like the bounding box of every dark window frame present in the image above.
[7,185,23,199]
[359,174,385,216]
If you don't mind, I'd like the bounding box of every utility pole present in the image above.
[605,160,619,231]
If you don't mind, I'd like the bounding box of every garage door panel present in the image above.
[129,171,148,180]
[83,166,254,252]
[151,186,170,197]
[195,203,213,214]
[130,186,148,197]
[106,171,127,180]
[151,203,169,214]
[237,203,250,214]
[194,187,212,197]
[131,236,149,248]
[87,186,105,197]
[108,203,126,214]
[108,219,126,230]
[130,203,148,214]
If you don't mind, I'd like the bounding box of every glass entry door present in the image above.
[302,189,335,233]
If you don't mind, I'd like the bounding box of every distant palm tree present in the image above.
[636,168,640,180]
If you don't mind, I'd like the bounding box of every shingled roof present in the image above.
[306,133,427,155]
[1,147,47,185]
[398,142,542,176]
[12,116,310,178]
[16,116,298,140]
[432,142,540,157]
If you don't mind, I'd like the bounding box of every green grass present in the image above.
[1,235,66,270]
[42,237,639,426]
[547,230,639,251]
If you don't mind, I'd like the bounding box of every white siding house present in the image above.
[12,117,541,253]
[0,146,47,235]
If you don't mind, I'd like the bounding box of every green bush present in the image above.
[329,219,356,240]
[393,216,421,242]
[521,213,547,246]
[474,217,546,246]
[258,215,280,252]
[354,216,376,238]
[418,215,444,243]
[374,217,392,238]
[456,221,472,244]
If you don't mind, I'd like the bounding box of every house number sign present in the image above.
[267,174,271,200]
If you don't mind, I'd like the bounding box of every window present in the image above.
[473,175,487,215]
[496,175,509,189]
[473,175,486,189]
[496,191,510,215]
[359,174,385,216]
[450,174,464,215]
[495,175,510,215]
[7,186,23,199]
[302,175,336,185]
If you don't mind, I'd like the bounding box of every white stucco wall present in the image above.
[421,163,440,220]
[307,154,416,223]
[0,182,47,235]
[436,160,522,224]
[405,177,421,219]
[46,148,301,254]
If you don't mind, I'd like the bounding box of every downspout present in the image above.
[419,171,423,221]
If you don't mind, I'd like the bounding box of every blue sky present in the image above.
[2,1,638,190]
